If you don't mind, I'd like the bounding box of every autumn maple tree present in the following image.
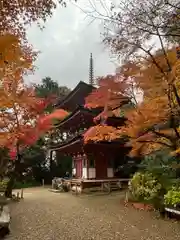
[0,0,76,37]
[84,73,136,144]
[85,48,180,157]
[85,74,130,118]
[0,34,68,196]
[83,0,180,157]
[120,48,180,157]
[83,125,122,143]
[0,0,75,195]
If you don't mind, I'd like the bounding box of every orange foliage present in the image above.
[84,125,122,143]
[0,0,71,36]
[43,109,68,121]
[0,34,36,87]
[120,49,180,156]
[85,74,130,119]
[0,35,68,159]
[130,49,177,98]
[123,97,170,139]
[85,48,180,157]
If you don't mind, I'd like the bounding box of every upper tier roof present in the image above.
[54,105,126,131]
[55,81,95,112]
[54,106,99,131]
[49,114,127,152]
[49,133,128,154]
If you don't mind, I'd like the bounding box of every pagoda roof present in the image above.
[54,105,126,131]
[49,131,128,155]
[49,135,83,154]
[54,106,100,130]
[106,116,126,127]
[55,81,95,112]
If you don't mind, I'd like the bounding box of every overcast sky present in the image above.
[26,2,116,89]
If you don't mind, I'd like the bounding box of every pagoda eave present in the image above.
[106,116,127,127]
[54,106,98,130]
[49,137,129,155]
[84,140,130,152]
[54,81,95,112]
[49,136,84,155]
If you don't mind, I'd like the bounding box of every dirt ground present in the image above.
[5,187,180,240]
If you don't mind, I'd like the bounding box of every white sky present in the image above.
[26,2,116,89]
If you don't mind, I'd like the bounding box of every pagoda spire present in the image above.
[89,53,94,86]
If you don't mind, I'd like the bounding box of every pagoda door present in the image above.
[96,154,107,179]
[76,157,82,178]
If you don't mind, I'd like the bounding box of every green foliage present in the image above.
[164,186,180,207]
[129,172,162,202]
[14,181,40,189]
[54,152,72,177]
[21,141,48,182]
[139,149,179,190]
[35,77,59,98]
[32,77,72,181]
[0,178,8,190]
[129,149,180,210]
[35,77,70,113]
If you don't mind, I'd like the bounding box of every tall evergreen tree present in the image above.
[35,77,70,113]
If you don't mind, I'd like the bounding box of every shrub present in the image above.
[14,181,40,189]
[139,149,178,191]
[129,172,162,203]
[0,179,9,191]
[164,186,180,208]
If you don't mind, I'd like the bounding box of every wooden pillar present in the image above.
[81,154,83,178]
[86,154,89,179]
[72,156,76,178]
[75,154,83,179]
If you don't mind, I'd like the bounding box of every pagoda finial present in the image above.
[89,53,94,86]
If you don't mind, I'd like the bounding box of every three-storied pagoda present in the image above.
[49,54,131,182]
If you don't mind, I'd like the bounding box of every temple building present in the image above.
[49,54,133,181]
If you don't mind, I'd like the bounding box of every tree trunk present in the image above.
[50,150,53,179]
[5,174,15,198]
[5,144,21,198]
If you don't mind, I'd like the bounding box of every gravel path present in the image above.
[5,187,180,240]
